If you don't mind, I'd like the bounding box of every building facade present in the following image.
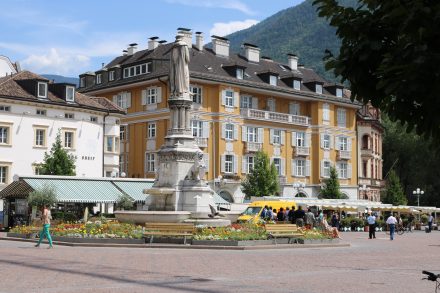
[0,70,125,191]
[79,29,362,203]
[0,55,18,77]
[356,104,384,201]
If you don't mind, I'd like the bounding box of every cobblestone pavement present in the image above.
[0,231,439,293]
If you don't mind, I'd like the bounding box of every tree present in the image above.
[28,184,57,208]
[116,194,135,210]
[382,169,407,206]
[313,0,440,142]
[320,166,343,199]
[40,131,76,175]
[241,151,280,198]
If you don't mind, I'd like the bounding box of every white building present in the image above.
[0,70,125,191]
[0,55,18,77]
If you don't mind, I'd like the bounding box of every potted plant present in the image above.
[340,217,352,231]
[363,219,369,232]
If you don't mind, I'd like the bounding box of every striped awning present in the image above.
[113,181,154,202]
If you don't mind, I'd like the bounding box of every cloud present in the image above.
[210,19,259,37]
[165,0,256,15]
[21,48,90,75]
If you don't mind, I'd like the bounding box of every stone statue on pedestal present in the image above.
[169,34,190,99]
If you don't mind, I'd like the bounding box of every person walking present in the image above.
[294,206,305,227]
[428,213,434,232]
[367,213,376,239]
[305,208,316,229]
[35,205,53,249]
[288,206,295,223]
[386,213,398,241]
[408,213,415,231]
[260,205,268,220]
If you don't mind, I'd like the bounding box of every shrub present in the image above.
[421,214,429,224]
[116,194,135,210]
[27,184,57,208]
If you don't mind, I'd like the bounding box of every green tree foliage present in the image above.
[28,184,57,208]
[382,169,407,206]
[116,194,135,210]
[320,166,342,199]
[40,131,76,175]
[241,151,280,198]
[313,0,440,142]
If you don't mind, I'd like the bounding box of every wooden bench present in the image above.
[144,223,195,244]
[265,224,304,244]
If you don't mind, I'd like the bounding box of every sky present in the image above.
[0,0,303,77]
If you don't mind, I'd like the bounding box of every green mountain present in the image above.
[227,0,355,82]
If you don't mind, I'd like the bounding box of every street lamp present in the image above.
[413,188,424,207]
[293,182,305,197]
[359,184,370,200]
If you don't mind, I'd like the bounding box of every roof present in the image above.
[0,71,125,114]
[0,176,154,203]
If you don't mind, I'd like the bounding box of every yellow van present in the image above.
[237,200,297,223]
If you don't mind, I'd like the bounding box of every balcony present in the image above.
[358,178,371,186]
[245,142,263,152]
[294,146,310,156]
[337,150,351,160]
[194,137,208,148]
[240,108,310,126]
[360,148,373,158]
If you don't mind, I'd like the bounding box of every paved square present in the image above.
[0,231,439,292]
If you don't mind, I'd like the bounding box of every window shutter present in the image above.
[305,133,311,147]
[199,87,203,104]
[203,122,209,138]
[320,133,324,148]
[220,155,225,173]
[306,160,311,176]
[281,131,285,145]
[221,90,226,106]
[234,91,239,107]
[156,87,162,103]
[112,95,117,104]
[242,126,247,142]
[347,163,352,179]
[330,135,334,149]
[233,124,239,140]
[291,131,297,146]
[126,92,132,108]
[269,129,274,145]
[281,158,285,176]
[320,160,324,177]
[347,137,352,151]
[292,159,297,176]
[335,162,340,177]
[257,128,264,143]
[242,155,247,174]
[141,90,147,105]
[233,155,238,174]
[252,97,258,109]
[221,123,226,139]
[334,135,340,150]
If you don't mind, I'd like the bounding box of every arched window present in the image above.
[295,192,307,198]
[219,190,234,203]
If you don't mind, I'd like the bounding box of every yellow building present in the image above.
[79,29,361,203]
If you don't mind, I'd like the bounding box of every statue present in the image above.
[169,34,190,98]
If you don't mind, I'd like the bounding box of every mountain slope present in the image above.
[227,0,355,81]
[41,74,79,86]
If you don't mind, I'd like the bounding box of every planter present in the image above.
[192,239,273,246]
[297,238,338,244]
[364,226,369,232]
[52,236,144,244]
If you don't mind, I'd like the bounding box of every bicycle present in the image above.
[385,224,405,235]
[422,271,440,292]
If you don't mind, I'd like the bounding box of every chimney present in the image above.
[177,28,192,47]
[288,54,299,70]
[243,43,260,63]
[127,43,138,55]
[158,40,167,45]
[211,35,230,57]
[195,32,204,51]
[122,49,128,56]
[148,37,159,50]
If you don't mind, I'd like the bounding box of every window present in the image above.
[147,88,157,104]
[90,116,97,122]
[225,90,234,107]
[293,79,301,90]
[192,121,203,137]
[145,153,155,173]
[66,86,75,102]
[289,103,300,115]
[0,166,7,184]
[247,127,258,143]
[225,155,233,173]
[80,77,85,87]
[35,129,46,147]
[273,129,281,145]
[337,162,348,179]
[65,113,74,119]
[296,132,305,147]
[236,68,244,79]
[0,105,10,112]
[119,154,128,174]
[337,108,346,127]
[296,159,306,176]
[322,160,331,178]
[241,96,253,109]
[33,164,42,175]
[225,123,234,140]
[96,74,102,84]
[322,134,330,149]
[267,98,275,112]
[147,123,156,138]
[123,63,151,78]
[273,158,281,175]
[37,82,47,98]
[247,156,255,173]
[0,126,10,144]
[109,71,115,81]
[105,171,113,178]
[338,136,348,151]
[120,126,126,141]
[115,92,131,109]
[336,88,343,98]
[190,85,202,104]
[316,84,323,94]
[36,109,46,116]
[269,75,277,86]
[322,103,330,122]
[64,131,74,148]
[106,136,120,153]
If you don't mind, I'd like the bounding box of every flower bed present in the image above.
[194,223,267,241]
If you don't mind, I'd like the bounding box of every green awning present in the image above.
[213,191,231,206]
[113,180,154,202]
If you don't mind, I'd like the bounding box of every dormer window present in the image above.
[269,75,277,86]
[96,73,102,84]
[37,82,47,99]
[336,88,343,98]
[66,86,75,102]
[316,84,323,94]
[236,68,244,80]
[109,71,115,81]
[80,77,85,87]
[293,79,301,90]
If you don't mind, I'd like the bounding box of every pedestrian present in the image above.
[266,206,273,221]
[288,206,295,223]
[272,209,277,221]
[386,213,398,241]
[277,207,285,222]
[322,214,342,239]
[260,205,268,219]
[367,212,376,239]
[305,208,316,229]
[284,207,289,222]
[294,206,305,227]
[428,213,434,232]
[408,213,415,231]
[35,205,53,249]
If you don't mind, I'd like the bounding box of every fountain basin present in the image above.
[114,211,191,225]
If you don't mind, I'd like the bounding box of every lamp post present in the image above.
[359,184,370,200]
[293,182,305,197]
[413,188,424,207]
